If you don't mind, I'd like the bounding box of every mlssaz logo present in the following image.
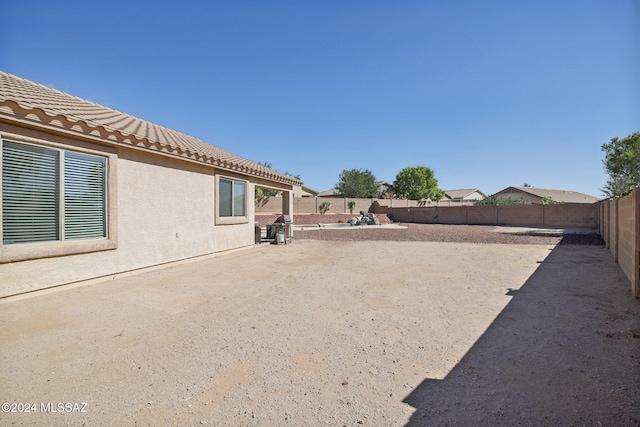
[40,402,88,413]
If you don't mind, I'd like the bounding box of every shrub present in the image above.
[475,195,527,205]
[318,201,332,215]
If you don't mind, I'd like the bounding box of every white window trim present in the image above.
[0,134,117,263]
[215,175,248,225]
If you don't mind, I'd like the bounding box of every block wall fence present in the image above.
[374,202,600,229]
[255,196,476,215]
[258,196,599,229]
[599,188,640,298]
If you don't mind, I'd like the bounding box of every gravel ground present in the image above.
[1,226,637,426]
[295,223,604,246]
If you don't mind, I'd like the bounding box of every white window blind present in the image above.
[2,141,59,244]
[64,151,106,240]
[1,140,107,245]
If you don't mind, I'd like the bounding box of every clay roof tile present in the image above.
[0,71,301,186]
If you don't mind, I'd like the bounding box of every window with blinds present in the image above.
[1,140,107,245]
[219,178,246,217]
[64,151,106,240]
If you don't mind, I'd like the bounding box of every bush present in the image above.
[475,195,527,205]
[318,201,331,215]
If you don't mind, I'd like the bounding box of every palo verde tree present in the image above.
[392,166,444,201]
[335,168,378,198]
[602,131,640,198]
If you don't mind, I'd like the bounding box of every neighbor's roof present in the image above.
[0,71,301,186]
[317,188,340,197]
[444,189,486,200]
[301,185,319,196]
[495,186,599,203]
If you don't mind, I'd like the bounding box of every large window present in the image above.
[2,140,107,245]
[219,178,246,218]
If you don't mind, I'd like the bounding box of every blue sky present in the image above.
[1,1,638,197]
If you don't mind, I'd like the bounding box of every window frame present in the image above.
[0,135,117,263]
[215,175,249,225]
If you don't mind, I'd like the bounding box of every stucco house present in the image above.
[494,186,599,204]
[292,185,319,197]
[0,72,301,298]
[443,189,486,202]
[317,188,340,197]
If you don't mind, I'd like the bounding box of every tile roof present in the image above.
[444,189,486,200]
[0,71,301,186]
[496,186,599,203]
[317,188,340,197]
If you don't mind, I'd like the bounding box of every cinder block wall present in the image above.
[258,196,378,214]
[618,195,636,286]
[294,197,317,214]
[257,197,601,232]
[544,204,600,228]
[257,197,476,215]
[381,204,598,229]
[600,188,639,298]
[255,213,392,227]
[436,206,467,224]
[497,204,544,225]
[467,206,498,224]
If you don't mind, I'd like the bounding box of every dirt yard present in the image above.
[0,227,638,426]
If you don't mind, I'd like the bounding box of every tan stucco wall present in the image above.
[0,126,275,298]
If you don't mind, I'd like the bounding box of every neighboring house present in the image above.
[318,181,392,199]
[292,185,319,197]
[0,71,301,298]
[443,189,486,201]
[494,186,599,204]
[317,188,340,197]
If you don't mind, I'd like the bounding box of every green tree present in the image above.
[335,169,378,198]
[541,196,558,205]
[254,161,301,203]
[255,161,279,198]
[392,166,444,201]
[602,132,640,198]
[475,195,527,205]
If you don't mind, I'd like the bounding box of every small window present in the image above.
[1,140,107,245]
[219,178,246,218]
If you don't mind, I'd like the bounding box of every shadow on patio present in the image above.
[403,240,640,426]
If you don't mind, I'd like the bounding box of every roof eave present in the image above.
[0,100,301,187]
